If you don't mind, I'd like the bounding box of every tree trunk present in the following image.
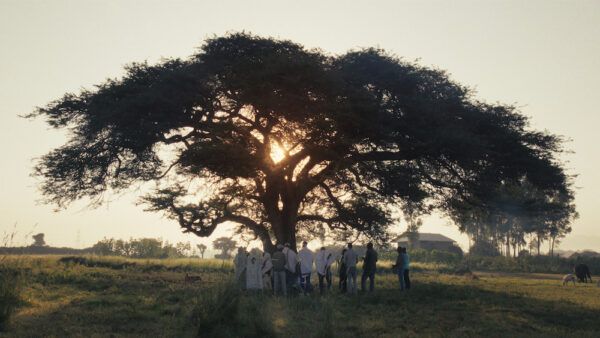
[268,213,298,253]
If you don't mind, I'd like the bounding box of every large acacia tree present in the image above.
[31,33,574,252]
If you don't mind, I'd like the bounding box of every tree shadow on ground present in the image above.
[322,279,600,337]
[5,274,600,337]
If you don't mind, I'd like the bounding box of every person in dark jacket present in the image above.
[338,248,347,293]
[393,246,406,290]
[271,244,287,296]
[361,242,378,292]
[401,246,411,290]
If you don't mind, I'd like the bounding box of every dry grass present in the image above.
[1,255,599,337]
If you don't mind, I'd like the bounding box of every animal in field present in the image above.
[184,272,202,283]
[562,274,576,286]
[574,264,592,283]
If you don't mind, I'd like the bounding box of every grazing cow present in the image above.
[562,274,576,286]
[574,264,592,283]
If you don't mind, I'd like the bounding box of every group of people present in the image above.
[233,241,411,296]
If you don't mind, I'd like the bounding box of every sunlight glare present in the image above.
[270,144,286,163]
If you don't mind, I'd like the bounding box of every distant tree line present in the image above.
[450,181,577,258]
[91,238,193,259]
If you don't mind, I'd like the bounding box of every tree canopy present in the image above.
[31,33,575,252]
[212,237,237,259]
[31,233,46,247]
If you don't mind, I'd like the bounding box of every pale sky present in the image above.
[1,0,599,253]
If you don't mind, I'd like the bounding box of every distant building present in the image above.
[394,232,460,252]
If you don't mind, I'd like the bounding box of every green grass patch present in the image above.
[1,255,599,337]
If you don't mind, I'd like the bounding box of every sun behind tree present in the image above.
[30,33,575,252]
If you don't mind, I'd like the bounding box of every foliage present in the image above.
[469,240,501,257]
[0,262,22,331]
[379,248,600,275]
[212,237,237,259]
[380,248,463,266]
[196,244,207,259]
[4,255,600,336]
[90,237,192,258]
[191,284,276,337]
[465,254,600,275]
[451,180,577,258]
[31,32,575,252]
[31,233,46,247]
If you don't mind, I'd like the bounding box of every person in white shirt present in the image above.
[282,243,298,293]
[343,243,359,294]
[316,246,334,294]
[298,241,314,294]
[246,248,263,291]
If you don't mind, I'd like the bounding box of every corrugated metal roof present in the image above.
[393,232,455,243]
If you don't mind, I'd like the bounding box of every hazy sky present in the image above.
[1,0,598,252]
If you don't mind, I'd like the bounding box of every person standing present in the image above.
[233,247,247,289]
[361,242,378,292]
[338,248,348,293]
[283,243,298,293]
[316,247,333,294]
[401,247,411,290]
[261,251,273,291]
[271,244,287,296]
[246,249,263,291]
[344,243,359,294]
[298,241,314,295]
[393,246,405,290]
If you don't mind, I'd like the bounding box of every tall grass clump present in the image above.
[0,265,22,331]
[191,283,275,337]
[0,231,25,331]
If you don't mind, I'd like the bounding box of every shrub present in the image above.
[469,241,501,257]
[0,265,22,331]
[191,283,275,337]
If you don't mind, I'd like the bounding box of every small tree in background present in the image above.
[31,233,46,247]
[197,244,207,259]
[176,242,192,257]
[212,237,237,260]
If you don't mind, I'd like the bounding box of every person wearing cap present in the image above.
[271,244,287,296]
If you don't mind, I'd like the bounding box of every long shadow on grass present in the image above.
[323,279,600,337]
[9,275,600,337]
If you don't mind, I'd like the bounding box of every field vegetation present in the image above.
[1,255,599,337]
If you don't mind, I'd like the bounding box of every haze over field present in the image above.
[1,0,599,251]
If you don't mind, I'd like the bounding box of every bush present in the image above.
[463,254,600,274]
[469,241,501,257]
[191,283,275,337]
[0,266,22,331]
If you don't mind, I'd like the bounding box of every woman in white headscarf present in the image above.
[261,251,273,290]
[246,248,264,290]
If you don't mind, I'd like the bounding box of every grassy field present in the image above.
[1,255,600,337]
